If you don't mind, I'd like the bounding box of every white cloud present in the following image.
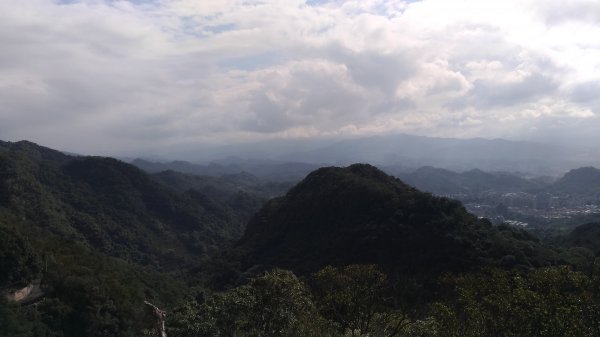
[0,0,599,155]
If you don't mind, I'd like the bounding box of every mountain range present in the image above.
[148,133,600,176]
[395,166,541,195]
[132,156,600,203]
[1,139,598,337]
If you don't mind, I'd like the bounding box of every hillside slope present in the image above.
[565,222,600,255]
[0,140,254,268]
[0,140,272,336]
[233,164,563,276]
[548,167,600,198]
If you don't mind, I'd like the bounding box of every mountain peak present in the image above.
[551,166,600,196]
[288,163,410,196]
[234,164,526,276]
[0,139,70,163]
[229,163,563,278]
[562,167,600,180]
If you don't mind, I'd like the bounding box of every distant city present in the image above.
[464,196,600,227]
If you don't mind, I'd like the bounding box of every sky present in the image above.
[1,0,600,156]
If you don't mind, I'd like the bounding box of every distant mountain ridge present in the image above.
[134,154,600,204]
[392,165,600,198]
[395,166,542,195]
[132,158,241,176]
[549,167,600,196]
[155,133,598,175]
[132,158,321,182]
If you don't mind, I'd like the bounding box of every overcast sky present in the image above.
[1,0,599,156]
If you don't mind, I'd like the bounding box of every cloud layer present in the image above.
[1,0,599,155]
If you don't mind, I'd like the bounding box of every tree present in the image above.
[432,267,600,337]
[170,269,325,337]
[310,265,407,337]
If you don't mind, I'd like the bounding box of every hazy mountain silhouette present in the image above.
[132,157,321,182]
[549,167,600,197]
[396,166,541,195]
[166,134,597,175]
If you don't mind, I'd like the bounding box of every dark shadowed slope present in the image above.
[565,222,600,255]
[232,164,564,276]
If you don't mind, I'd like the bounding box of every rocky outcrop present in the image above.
[5,281,43,303]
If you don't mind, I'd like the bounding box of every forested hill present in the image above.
[548,167,600,198]
[565,222,600,255]
[0,140,257,269]
[0,140,271,336]
[232,164,565,277]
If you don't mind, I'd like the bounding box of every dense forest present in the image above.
[2,140,600,336]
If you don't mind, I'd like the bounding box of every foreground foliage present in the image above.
[434,266,600,337]
[0,219,191,337]
[171,264,600,337]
